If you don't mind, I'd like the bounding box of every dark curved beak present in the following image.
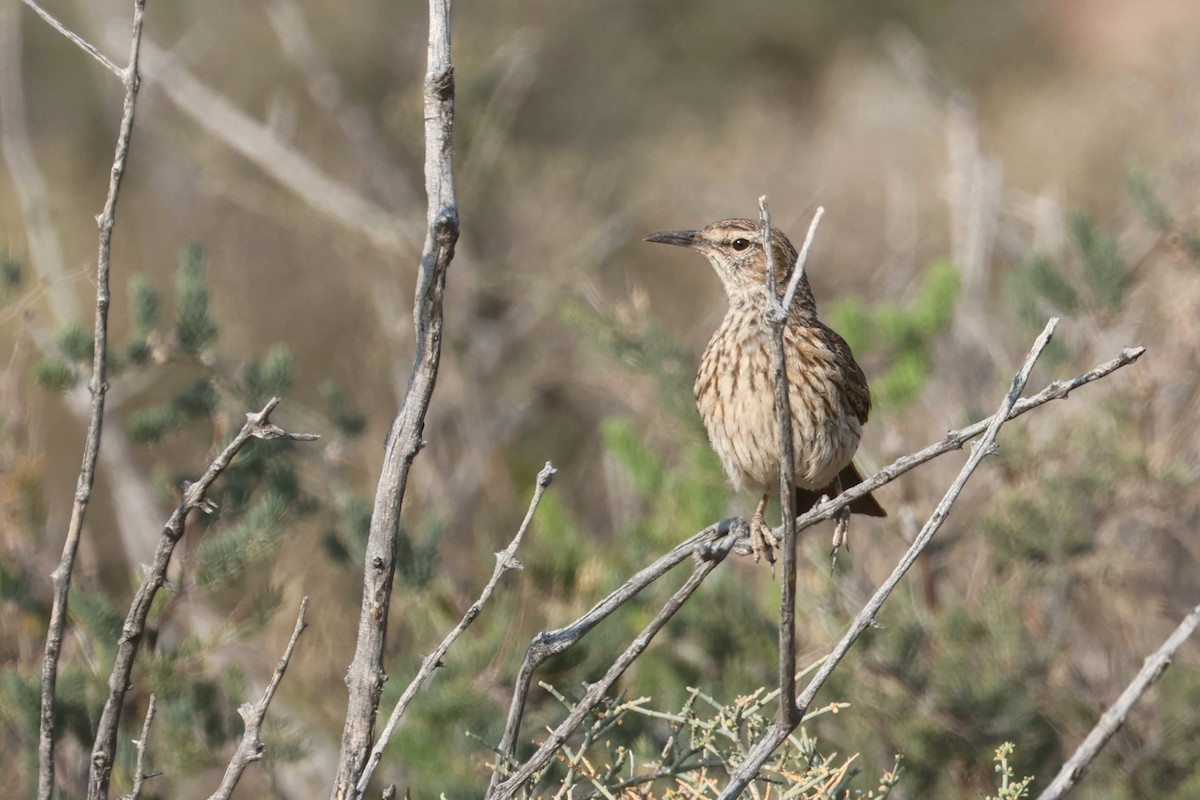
[644,229,700,248]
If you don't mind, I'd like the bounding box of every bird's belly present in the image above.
[695,341,861,495]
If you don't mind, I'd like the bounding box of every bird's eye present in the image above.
[731,238,752,251]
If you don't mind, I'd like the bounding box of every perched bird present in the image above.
[645,218,885,563]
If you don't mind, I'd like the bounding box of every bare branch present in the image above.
[778,343,1147,539]
[719,318,1060,798]
[781,206,825,315]
[1035,603,1200,800]
[87,400,317,800]
[489,530,741,799]
[19,0,123,77]
[490,518,744,787]
[354,463,557,793]
[121,695,158,800]
[207,597,312,800]
[757,196,801,727]
[331,0,459,796]
[32,2,147,797]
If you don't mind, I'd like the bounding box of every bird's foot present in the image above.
[829,499,852,572]
[750,510,779,569]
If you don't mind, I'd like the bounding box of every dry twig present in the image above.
[122,695,158,800]
[88,400,317,800]
[27,2,147,797]
[331,0,460,795]
[207,597,312,800]
[489,528,741,799]
[1035,603,1200,800]
[354,463,557,794]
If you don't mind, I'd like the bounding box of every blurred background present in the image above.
[2,0,1199,797]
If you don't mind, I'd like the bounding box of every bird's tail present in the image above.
[795,461,886,517]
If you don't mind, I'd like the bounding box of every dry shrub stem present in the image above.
[19,0,123,77]
[87,400,317,800]
[719,317,1061,798]
[208,597,312,800]
[28,2,146,798]
[757,197,825,727]
[488,529,741,800]
[1035,603,1200,800]
[122,694,158,800]
[330,0,459,796]
[355,463,558,795]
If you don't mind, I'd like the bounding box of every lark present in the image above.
[646,218,885,562]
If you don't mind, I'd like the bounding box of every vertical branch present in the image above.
[331,0,459,797]
[33,3,147,799]
[757,197,800,726]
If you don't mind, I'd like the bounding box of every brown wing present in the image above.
[819,323,871,426]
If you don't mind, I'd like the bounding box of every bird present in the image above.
[645,217,885,564]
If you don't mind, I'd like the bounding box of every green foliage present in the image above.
[827,260,960,410]
[0,250,21,306]
[32,358,77,391]
[196,491,288,587]
[175,244,218,354]
[69,590,123,661]
[983,743,1034,800]
[243,345,294,406]
[128,275,161,332]
[125,404,182,443]
[320,381,367,437]
[1068,211,1127,311]
[397,520,441,588]
[1125,163,1173,233]
[524,490,586,592]
[56,322,94,361]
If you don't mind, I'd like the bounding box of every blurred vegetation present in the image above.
[3,1,1200,798]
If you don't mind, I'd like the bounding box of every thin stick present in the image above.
[87,400,317,800]
[489,532,739,800]
[489,518,743,788]
[19,0,123,77]
[719,318,1060,798]
[122,695,158,800]
[354,463,557,794]
[207,597,311,800]
[1035,603,1200,800]
[781,207,825,314]
[331,0,459,795]
[777,344,1147,539]
[32,3,146,798]
[758,196,800,727]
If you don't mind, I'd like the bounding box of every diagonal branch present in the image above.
[1035,602,1200,800]
[19,0,123,77]
[355,463,557,795]
[489,518,744,787]
[778,344,1147,540]
[207,597,312,800]
[87,400,318,800]
[489,529,741,800]
[31,2,146,797]
[330,1,459,796]
[122,694,158,800]
[720,317,1060,798]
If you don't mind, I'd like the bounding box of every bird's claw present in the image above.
[750,511,779,570]
[829,500,852,572]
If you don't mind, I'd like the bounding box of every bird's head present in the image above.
[645,218,815,313]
